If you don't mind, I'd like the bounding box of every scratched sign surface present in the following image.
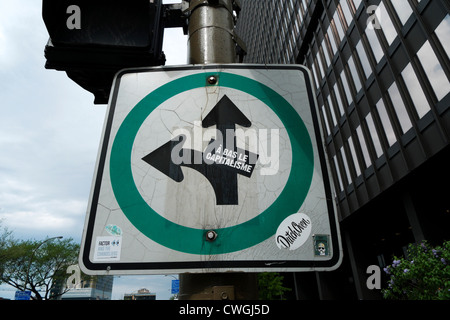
[79,65,342,275]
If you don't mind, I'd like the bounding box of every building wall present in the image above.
[236,0,450,299]
[124,288,156,300]
[61,275,114,300]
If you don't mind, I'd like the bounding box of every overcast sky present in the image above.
[0,0,186,300]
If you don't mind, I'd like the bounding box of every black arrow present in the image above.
[202,94,251,151]
[142,135,186,183]
[201,95,253,205]
[142,95,258,205]
[142,134,241,205]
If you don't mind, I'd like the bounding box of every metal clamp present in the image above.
[188,0,237,16]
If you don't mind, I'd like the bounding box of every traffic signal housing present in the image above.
[42,0,166,104]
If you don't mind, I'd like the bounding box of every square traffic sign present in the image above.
[79,65,342,274]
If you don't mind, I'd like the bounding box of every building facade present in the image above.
[236,0,450,299]
[60,275,114,300]
[124,288,156,300]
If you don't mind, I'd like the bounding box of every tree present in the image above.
[382,240,450,300]
[257,273,291,300]
[0,227,80,300]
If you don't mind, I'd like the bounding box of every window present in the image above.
[348,55,362,93]
[321,39,331,67]
[348,136,362,176]
[341,72,353,105]
[435,15,450,58]
[376,99,397,146]
[366,113,383,158]
[340,147,352,184]
[327,95,338,126]
[417,41,450,101]
[321,105,331,135]
[333,155,344,191]
[388,82,412,133]
[390,0,413,25]
[327,26,338,55]
[401,63,430,118]
[308,52,320,90]
[302,0,308,14]
[350,0,361,13]
[339,0,353,29]
[356,125,371,168]
[333,82,345,116]
[294,12,302,32]
[365,26,384,63]
[311,67,319,89]
[376,2,397,46]
[332,11,345,43]
[356,40,372,79]
[316,53,325,80]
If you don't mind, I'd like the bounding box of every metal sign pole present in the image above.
[187,0,237,64]
[179,0,258,300]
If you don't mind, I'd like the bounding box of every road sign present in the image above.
[15,290,31,300]
[79,65,342,275]
[171,279,180,294]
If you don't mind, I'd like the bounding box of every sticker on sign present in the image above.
[275,213,312,251]
[93,236,122,261]
[79,64,342,275]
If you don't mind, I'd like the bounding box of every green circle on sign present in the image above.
[110,72,314,255]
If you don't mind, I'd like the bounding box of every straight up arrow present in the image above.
[142,95,258,205]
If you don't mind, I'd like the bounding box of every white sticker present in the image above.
[93,236,122,261]
[275,213,312,250]
[105,224,122,236]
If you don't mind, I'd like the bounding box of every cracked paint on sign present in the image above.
[79,65,340,274]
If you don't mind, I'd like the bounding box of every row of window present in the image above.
[239,0,449,110]
[237,0,450,196]
[311,2,449,128]
[307,1,450,193]
[239,0,311,64]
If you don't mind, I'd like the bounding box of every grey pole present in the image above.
[179,0,258,300]
[187,0,237,64]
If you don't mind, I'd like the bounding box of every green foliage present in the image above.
[257,272,291,300]
[382,240,450,300]
[0,223,80,300]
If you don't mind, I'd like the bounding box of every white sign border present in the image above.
[79,64,342,275]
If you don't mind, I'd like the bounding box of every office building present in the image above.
[124,288,156,300]
[236,0,450,299]
[60,275,114,300]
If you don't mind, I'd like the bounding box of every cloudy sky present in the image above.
[0,0,186,300]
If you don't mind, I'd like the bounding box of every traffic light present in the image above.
[42,0,166,104]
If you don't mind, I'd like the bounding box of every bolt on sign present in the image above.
[79,65,342,275]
